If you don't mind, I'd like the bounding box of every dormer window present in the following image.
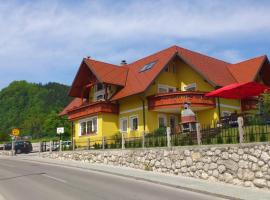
[139,61,156,73]
[95,83,104,92]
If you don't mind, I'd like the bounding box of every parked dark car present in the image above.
[4,141,33,154]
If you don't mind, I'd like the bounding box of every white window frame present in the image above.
[94,83,105,101]
[157,84,176,93]
[183,83,197,91]
[158,114,167,128]
[78,116,98,136]
[119,117,128,133]
[130,115,138,131]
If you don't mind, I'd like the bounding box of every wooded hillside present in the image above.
[0,81,72,141]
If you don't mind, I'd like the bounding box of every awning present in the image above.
[205,82,269,99]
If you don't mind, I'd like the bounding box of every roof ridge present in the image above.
[85,58,120,67]
[231,55,267,65]
[176,45,231,65]
[126,45,177,67]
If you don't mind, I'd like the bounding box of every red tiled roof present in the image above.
[59,98,84,116]
[176,46,236,86]
[111,46,177,100]
[84,59,128,86]
[67,45,269,103]
[228,55,267,83]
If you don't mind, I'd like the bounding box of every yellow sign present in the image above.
[11,128,20,136]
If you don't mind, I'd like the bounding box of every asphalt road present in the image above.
[0,158,226,200]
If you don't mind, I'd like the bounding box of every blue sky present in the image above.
[0,0,270,89]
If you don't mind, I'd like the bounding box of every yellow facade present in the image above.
[72,58,241,142]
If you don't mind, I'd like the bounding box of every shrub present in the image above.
[217,135,223,144]
[249,129,256,142]
[153,127,166,136]
[260,133,267,142]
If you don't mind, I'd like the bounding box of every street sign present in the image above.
[57,127,64,134]
[11,128,20,136]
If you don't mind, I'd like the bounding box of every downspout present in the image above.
[139,96,146,133]
[217,97,221,120]
[142,99,146,132]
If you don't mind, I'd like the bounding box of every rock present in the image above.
[184,150,190,156]
[196,162,203,169]
[213,169,219,178]
[239,160,249,169]
[215,149,221,155]
[231,153,240,162]
[221,152,229,159]
[209,163,218,170]
[186,157,193,166]
[248,155,258,163]
[203,163,209,171]
[253,179,267,188]
[218,165,226,174]
[181,167,187,173]
[219,159,238,172]
[257,160,265,166]
[253,149,261,158]
[260,152,270,162]
[175,161,181,169]
[155,161,161,167]
[201,172,208,180]
[244,181,253,187]
[261,165,268,172]
[237,169,254,181]
[242,154,248,160]
[255,171,263,178]
[191,152,201,161]
[232,179,242,185]
[238,149,244,155]
[251,163,259,171]
[224,173,233,183]
[181,160,187,167]
[208,176,217,182]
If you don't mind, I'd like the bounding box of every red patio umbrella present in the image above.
[205,82,269,99]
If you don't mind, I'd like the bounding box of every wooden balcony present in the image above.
[241,98,258,111]
[67,101,119,120]
[147,91,215,111]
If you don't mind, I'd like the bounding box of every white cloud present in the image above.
[0,0,269,89]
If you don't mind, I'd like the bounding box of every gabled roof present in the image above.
[84,59,128,86]
[68,45,269,101]
[69,59,128,97]
[228,55,267,83]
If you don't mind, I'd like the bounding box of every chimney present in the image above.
[120,60,127,66]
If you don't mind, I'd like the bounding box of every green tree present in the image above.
[0,80,72,141]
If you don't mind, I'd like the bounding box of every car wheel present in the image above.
[16,149,22,154]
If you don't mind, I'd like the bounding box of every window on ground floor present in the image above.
[120,118,128,132]
[79,116,98,136]
[158,114,167,128]
[130,115,138,131]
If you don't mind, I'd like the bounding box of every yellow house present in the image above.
[60,45,270,143]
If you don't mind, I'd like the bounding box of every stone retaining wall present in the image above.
[41,143,270,189]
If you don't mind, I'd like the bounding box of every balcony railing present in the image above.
[147,91,215,110]
[67,101,119,120]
